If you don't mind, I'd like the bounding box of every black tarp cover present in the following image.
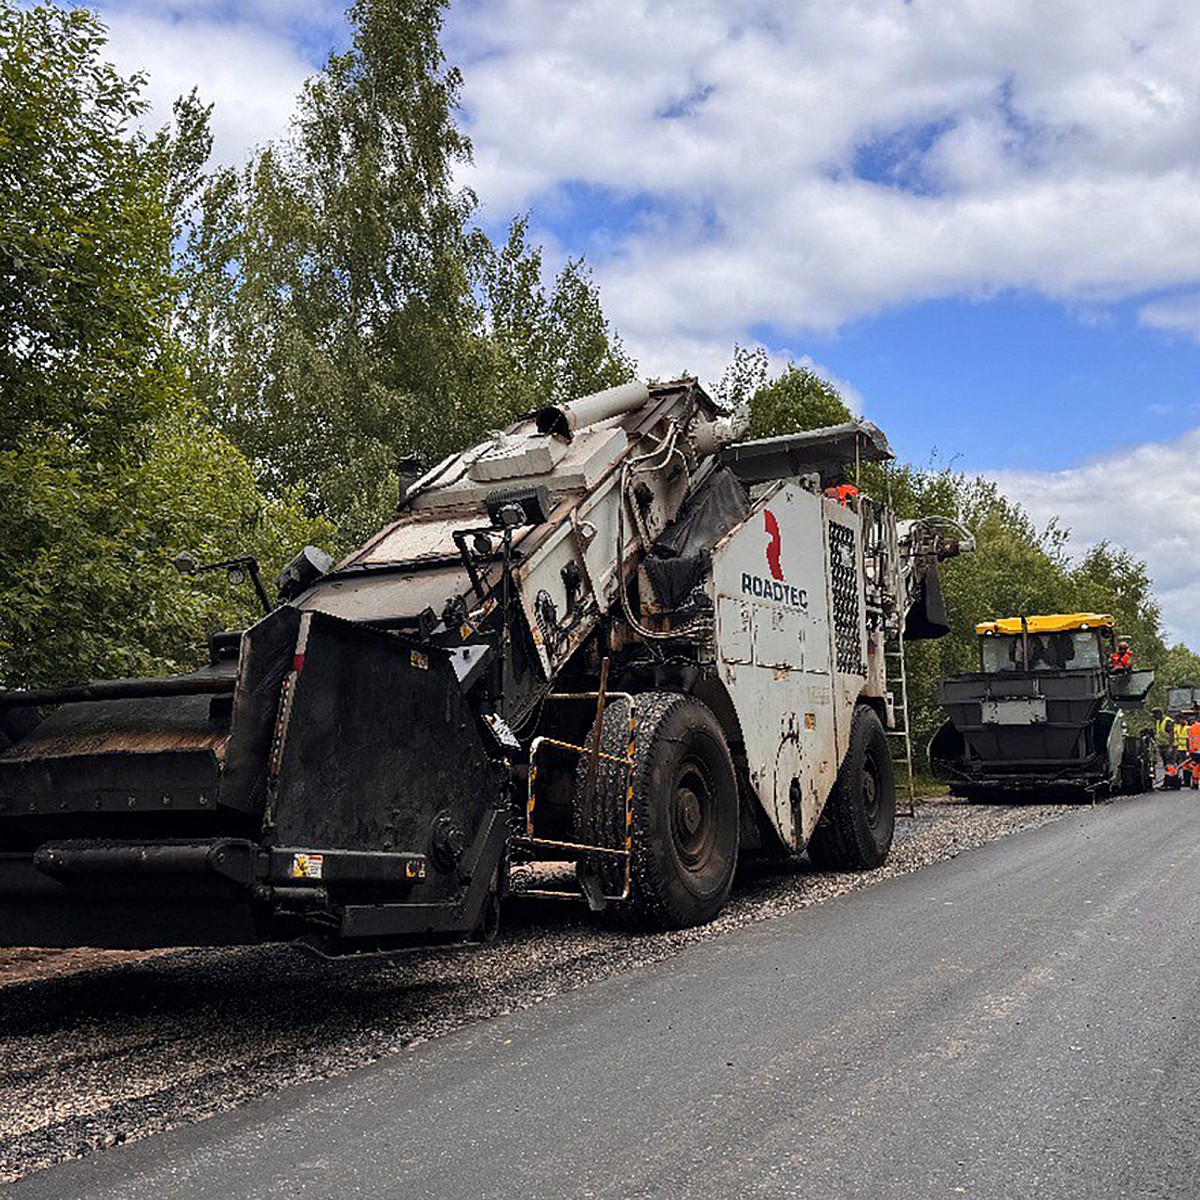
[643,468,750,610]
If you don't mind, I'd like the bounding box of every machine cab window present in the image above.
[979,628,1104,674]
[975,614,1114,675]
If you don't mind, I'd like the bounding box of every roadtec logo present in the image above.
[764,509,783,581]
[740,509,809,610]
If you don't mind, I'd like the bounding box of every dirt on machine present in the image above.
[930,613,1155,802]
[0,379,970,952]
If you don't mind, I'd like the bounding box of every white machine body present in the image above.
[709,483,887,848]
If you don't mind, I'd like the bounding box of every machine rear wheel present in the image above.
[1119,733,1155,795]
[807,705,895,871]
[575,692,738,930]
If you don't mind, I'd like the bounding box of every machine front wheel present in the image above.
[807,704,896,871]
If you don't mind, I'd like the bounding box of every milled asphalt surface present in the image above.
[13,789,1199,1199]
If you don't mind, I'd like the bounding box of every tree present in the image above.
[712,344,768,417]
[0,2,172,453]
[711,347,851,436]
[1069,543,1163,663]
[482,215,635,416]
[182,0,477,540]
[0,3,329,687]
[750,364,852,436]
[0,415,329,685]
[186,0,634,542]
[1155,643,1200,695]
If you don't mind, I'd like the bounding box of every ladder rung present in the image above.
[884,631,915,813]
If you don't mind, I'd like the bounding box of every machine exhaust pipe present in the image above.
[535,381,650,439]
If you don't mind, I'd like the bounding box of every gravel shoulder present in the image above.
[0,796,1072,1183]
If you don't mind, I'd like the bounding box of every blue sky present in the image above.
[89,0,1200,642]
[787,295,1200,471]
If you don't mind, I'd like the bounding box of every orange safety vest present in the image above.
[1109,649,1132,671]
[1187,722,1200,755]
[824,483,859,506]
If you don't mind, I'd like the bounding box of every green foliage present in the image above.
[185,0,478,539]
[0,2,171,452]
[1154,643,1200,698]
[186,0,634,542]
[0,0,631,685]
[483,216,635,415]
[712,346,852,439]
[0,3,330,686]
[1069,543,1161,657]
[750,364,852,436]
[0,413,332,685]
[712,344,768,416]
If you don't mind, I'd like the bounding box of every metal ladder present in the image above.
[885,630,917,817]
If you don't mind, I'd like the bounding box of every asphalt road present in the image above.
[15,791,1200,1199]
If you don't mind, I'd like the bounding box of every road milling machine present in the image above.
[0,379,969,950]
[930,613,1155,800]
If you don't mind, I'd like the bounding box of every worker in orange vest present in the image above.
[1187,717,1200,789]
[824,482,859,505]
[1108,640,1133,672]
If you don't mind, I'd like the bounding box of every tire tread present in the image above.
[575,692,737,930]
[807,704,895,871]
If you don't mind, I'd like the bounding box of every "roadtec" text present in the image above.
[741,573,809,609]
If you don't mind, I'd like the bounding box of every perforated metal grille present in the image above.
[829,523,865,675]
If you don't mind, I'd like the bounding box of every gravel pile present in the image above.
[0,796,1071,1183]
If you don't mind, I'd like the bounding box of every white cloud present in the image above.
[1139,292,1200,342]
[993,431,1200,645]
[619,332,861,417]
[77,0,1200,638]
[89,0,1200,359]
[445,0,1200,354]
[97,3,338,163]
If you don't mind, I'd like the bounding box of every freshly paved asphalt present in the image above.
[14,791,1200,1199]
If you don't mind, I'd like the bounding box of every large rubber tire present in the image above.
[1119,737,1155,795]
[807,705,896,871]
[575,692,739,930]
[1119,765,1140,795]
